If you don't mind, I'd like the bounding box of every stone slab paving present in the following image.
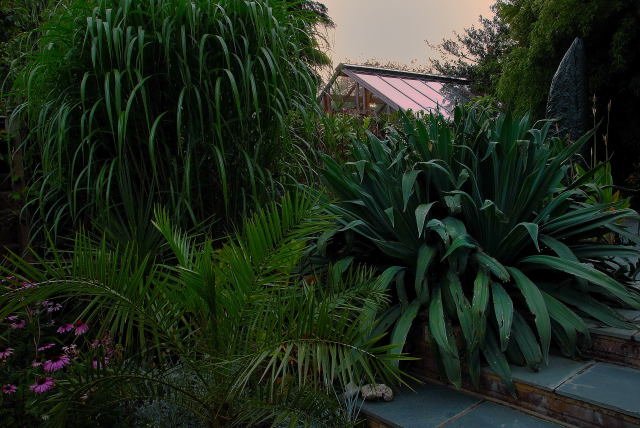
[507,355,592,392]
[445,402,561,428]
[556,363,640,418]
[361,384,481,428]
[587,310,640,339]
[367,354,640,427]
[590,325,638,339]
[361,383,562,427]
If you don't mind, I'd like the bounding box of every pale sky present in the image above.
[319,0,494,69]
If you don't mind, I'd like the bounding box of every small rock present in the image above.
[360,383,394,402]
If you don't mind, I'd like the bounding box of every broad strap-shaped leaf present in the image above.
[415,202,436,237]
[481,330,514,394]
[479,199,508,223]
[512,312,543,369]
[521,255,640,308]
[474,252,510,282]
[402,170,421,211]
[552,287,635,329]
[428,287,457,357]
[507,267,551,363]
[389,300,422,364]
[429,287,462,387]
[414,244,436,302]
[539,235,586,288]
[542,290,590,353]
[491,282,513,351]
[441,234,476,261]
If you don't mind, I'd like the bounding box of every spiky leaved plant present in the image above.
[1,191,407,426]
[320,102,640,389]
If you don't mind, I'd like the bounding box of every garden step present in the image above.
[587,311,640,368]
[410,355,640,427]
[362,382,564,428]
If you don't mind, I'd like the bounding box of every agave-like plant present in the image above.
[320,103,640,389]
[1,192,406,426]
[11,0,319,242]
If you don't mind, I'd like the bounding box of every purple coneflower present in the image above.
[38,343,56,351]
[6,315,18,321]
[43,355,71,372]
[29,377,55,393]
[74,321,89,335]
[10,319,26,329]
[2,384,17,395]
[57,323,74,334]
[32,360,43,367]
[0,345,14,359]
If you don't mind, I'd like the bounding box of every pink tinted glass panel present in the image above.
[410,81,449,109]
[353,72,423,111]
[379,76,434,111]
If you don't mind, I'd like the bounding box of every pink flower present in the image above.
[38,343,56,351]
[20,281,35,288]
[74,321,89,335]
[6,315,18,321]
[91,336,112,348]
[47,303,62,313]
[2,384,17,395]
[92,357,109,369]
[43,355,71,372]
[32,360,43,367]
[10,319,26,329]
[0,346,14,359]
[29,377,55,393]
[57,323,74,334]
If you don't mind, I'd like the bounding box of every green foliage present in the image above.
[12,0,319,242]
[436,1,640,190]
[429,3,512,95]
[0,191,406,426]
[288,110,399,170]
[319,102,640,389]
[495,0,640,185]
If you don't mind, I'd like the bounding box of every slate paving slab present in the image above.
[507,355,592,392]
[615,309,640,321]
[361,384,480,428]
[444,401,561,427]
[590,325,639,339]
[556,363,640,418]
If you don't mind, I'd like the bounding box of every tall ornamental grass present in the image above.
[12,0,318,241]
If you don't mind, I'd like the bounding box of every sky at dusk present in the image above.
[319,0,495,70]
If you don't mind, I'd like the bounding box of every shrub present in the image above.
[319,102,640,389]
[12,0,318,242]
[1,192,405,425]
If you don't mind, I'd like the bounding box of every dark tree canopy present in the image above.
[429,3,512,95]
[433,0,640,190]
[496,0,640,187]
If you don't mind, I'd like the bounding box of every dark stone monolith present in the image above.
[546,37,588,142]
